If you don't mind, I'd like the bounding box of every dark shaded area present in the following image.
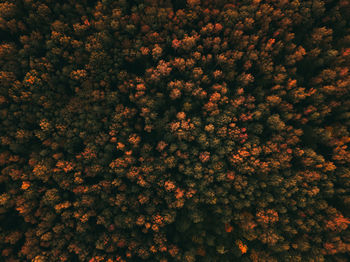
[124,57,148,77]
[171,0,187,11]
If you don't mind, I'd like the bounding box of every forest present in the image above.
[0,0,349,261]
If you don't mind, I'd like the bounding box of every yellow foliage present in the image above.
[236,240,248,254]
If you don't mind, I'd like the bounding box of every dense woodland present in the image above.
[0,0,349,261]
